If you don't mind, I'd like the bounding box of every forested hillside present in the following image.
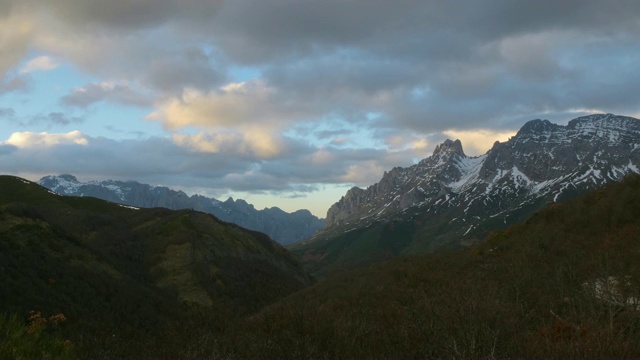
[221,175,640,359]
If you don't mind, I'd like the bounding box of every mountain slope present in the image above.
[0,175,312,336]
[292,113,640,275]
[218,174,640,359]
[38,174,324,244]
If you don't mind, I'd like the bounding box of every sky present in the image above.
[1,0,640,218]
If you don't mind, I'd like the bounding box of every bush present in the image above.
[0,311,73,359]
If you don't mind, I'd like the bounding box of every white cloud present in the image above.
[20,55,59,74]
[147,80,299,130]
[340,160,389,185]
[172,128,285,159]
[5,131,88,148]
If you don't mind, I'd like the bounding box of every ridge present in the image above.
[297,113,640,274]
[38,175,324,244]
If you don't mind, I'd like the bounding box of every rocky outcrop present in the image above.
[324,114,640,233]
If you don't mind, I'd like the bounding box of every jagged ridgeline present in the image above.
[38,175,324,245]
[292,113,640,275]
[0,176,312,336]
[222,174,640,359]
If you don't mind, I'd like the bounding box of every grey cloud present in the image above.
[104,125,146,138]
[0,135,254,189]
[13,0,640,134]
[206,0,640,63]
[313,129,355,141]
[1,110,84,127]
[36,0,222,31]
[0,144,17,156]
[61,83,152,108]
[0,132,417,193]
[264,51,422,98]
[30,112,83,126]
[0,1,12,18]
[258,143,415,187]
[208,1,637,134]
[0,76,29,94]
[142,48,226,93]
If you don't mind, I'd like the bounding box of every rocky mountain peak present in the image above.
[321,113,640,236]
[38,176,324,244]
[567,113,614,128]
[515,119,559,138]
[58,174,79,182]
[433,139,465,157]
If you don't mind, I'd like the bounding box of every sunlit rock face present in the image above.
[325,114,640,236]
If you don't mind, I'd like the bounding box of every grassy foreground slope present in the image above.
[218,175,640,359]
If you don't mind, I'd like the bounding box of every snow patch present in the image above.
[118,204,139,210]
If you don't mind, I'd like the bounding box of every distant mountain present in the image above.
[38,175,324,245]
[292,113,640,275]
[0,175,312,336]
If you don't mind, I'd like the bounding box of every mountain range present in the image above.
[4,114,640,358]
[0,175,311,339]
[38,174,324,245]
[293,113,640,275]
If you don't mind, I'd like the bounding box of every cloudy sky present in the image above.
[1,0,639,217]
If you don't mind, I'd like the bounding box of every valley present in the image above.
[2,2,640,358]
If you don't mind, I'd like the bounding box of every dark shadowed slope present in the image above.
[222,174,640,359]
[0,175,312,338]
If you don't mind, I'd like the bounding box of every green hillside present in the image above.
[0,175,312,357]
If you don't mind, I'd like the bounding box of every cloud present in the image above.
[147,80,302,130]
[0,129,419,194]
[443,129,516,156]
[35,112,84,126]
[5,0,640,134]
[0,12,33,78]
[2,0,640,214]
[172,129,286,159]
[20,55,59,74]
[62,82,151,108]
[0,111,83,127]
[142,47,226,93]
[33,0,221,31]
[0,144,17,156]
[4,130,88,148]
[340,160,391,185]
[0,75,29,94]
